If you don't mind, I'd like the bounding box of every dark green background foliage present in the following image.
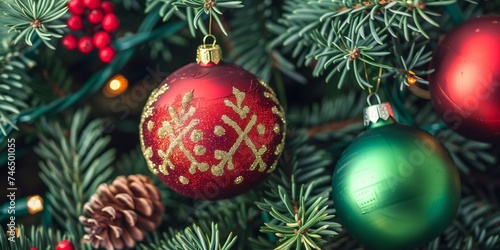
[1,0,499,249]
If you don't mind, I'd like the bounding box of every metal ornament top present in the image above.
[196,34,222,65]
[363,93,395,127]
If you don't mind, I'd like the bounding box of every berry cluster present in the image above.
[63,0,119,63]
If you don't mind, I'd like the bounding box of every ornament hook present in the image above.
[366,93,382,106]
[197,34,222,65]
[202,34,217,48]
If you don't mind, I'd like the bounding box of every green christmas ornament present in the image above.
[332,95,461,250]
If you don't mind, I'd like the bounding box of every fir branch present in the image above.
[310,16,391,88]
[273,0,457,88]
[29,49,72,106]
[317,0,455,39]
[381,36,434,90]
[258,184,340,250]
[228,0,305,84]
[1,0,68,49]
[0,224,68,250]
[287,91,364,129]
[438,130,496,175]
[147,34,188,61]
[442,195,500,249]
[35,107,115,246]
[0,41,33,135]
[184,192,262,250]
[139,223,237,250]
[254,131,341,249]
[145,0,243,36]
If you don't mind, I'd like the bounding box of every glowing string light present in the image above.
[104,74,128,97]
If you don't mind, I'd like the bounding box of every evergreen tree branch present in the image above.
[0,224,68,250]
[35,107,115,247]
[441,194,500,249]
[0,42,33,135]
[227,0,305,84]
[288,91,364,129]
[273,0,457,87]
[29,49,72,106]
[253,131,341,249]
[145,0,243,36]
[139,223,237,250]
[184,192,262,250]
[0,0,68,49]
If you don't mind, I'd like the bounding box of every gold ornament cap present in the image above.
[197,34,222,65]
[363,93,395,127]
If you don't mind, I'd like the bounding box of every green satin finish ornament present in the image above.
[332,101,461,250]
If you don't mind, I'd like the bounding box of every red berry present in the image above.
[62,34,78,50]
[30,248,39,250]
[100,1,115,13]
[82,0,101,9]
[67,16,83,31]
[87,9,103,24]
[101,13,119,32]
[99,46,116,63]
[93,31,111,49]
[78,36,94,54]
[67,0,85,15]
[55,240,75,250]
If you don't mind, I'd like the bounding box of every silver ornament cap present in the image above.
[363,93,395,127]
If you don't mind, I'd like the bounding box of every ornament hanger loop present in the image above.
[203,34,217,48]
[367,93,382,106]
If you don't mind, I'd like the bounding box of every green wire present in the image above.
[445,3,465,25]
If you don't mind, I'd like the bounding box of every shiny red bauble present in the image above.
[78,36,94,54]
[55,240,75,250]
[98,46,115,63]
[140,61,286,200]
[93,31,111,49]
[82,0,100,9]
[62,34,78,50]
[87,9,103,24]
[67,15,83,31]
[430,15,500,143]
[68,0,85,15]
[100,1,115,13]
[102,13,119,32]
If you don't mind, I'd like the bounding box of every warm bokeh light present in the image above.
[109,79,122,90]
[104,74,128,97]
[27,195,44,214]
[407,76,417,85]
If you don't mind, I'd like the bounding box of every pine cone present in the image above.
[80,175,164,250]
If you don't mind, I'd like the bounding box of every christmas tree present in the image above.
[1,0,500,249]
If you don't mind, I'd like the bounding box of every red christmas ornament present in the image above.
[78,36,94,54]
[55,240,75,250]
[82,0,100,9]
[430,15,500,143]
[102,13,119,32]
[87,9,104,25]
[68,0,85,15]
[62,34,78,50]
[100,1,115,13]
[30,248,38,250]
[93,31,111,49]
[98,46,115,63]
[67,16,83,31]
[140,38,286,200]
